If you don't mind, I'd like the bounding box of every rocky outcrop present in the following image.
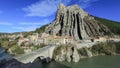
[72,47,80,62]
[53,46,94,62]
[53,42,120,62]
[78,47,93,58]
[45,4,111,40]
[53,46,80,62]
[54,48,66,62]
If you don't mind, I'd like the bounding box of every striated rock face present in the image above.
[66,47,73,62]
[55,48,66,62]
[53,42,120,62]
[45,4,111,40]
[53,46,80,62]
[72,47,80,62]
[78,47,93,58]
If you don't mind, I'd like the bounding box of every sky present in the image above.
[0,0,120,33]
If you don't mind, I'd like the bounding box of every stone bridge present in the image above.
[14,45,57,63]
[14,39,120,64]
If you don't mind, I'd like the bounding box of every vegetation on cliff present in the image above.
[35,24,48,33]
[53,45,69,59]
[53,42,120,62]
[95,16,120,35]
[0,37,24,55]
[53,45,80,62]
[89,42,120,55]
[10,45,24,55]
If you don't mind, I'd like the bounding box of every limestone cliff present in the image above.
[53,46,80,62]
[45,4,111,40]
[53,42,120,62]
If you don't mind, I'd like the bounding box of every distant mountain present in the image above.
[35,4,120,40]
[0,33,9,36]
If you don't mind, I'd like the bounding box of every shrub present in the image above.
[32,45,41,50]
[77,48,88,56]
[11,45,24,55]
[94,16,120,35]
[90,42,119,55]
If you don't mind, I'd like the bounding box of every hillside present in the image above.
[45,4,111,40]
[94,17,120,35]
[31,4,120,40]
[34,17,120,37]
[34,4,120,40]
[35,24,48,34]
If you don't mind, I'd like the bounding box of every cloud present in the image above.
[19,19,49,26]
[12,26,39,31]
[23,0,60,17]
[23,0,99,17]
[0,22,13,26]
[78,0,99,8]
[0,19,50,32]
[12,19,50,32]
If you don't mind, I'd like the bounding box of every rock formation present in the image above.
[53,42,120,62]
[45,4,111,40]
[53,46,80,62]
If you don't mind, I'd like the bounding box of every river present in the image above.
[0,47,120,68]
[0,47,12,61]
[31,55,120,68]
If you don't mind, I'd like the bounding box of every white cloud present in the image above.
[12,26,39,31]
[78,0,99,8]
[0,19,50,32]
[23,0,99,17]
[19,19,49,26]
[19,22,43,25]
[0,22,13,26]
[23,0,60,17]
[11,19,50,32]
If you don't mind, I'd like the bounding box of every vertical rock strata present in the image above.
[45,4,111,40]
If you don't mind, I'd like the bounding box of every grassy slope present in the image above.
[94,17,120,35]
[34,24,48,33]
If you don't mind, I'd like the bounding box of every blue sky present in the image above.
[0,0,120,33]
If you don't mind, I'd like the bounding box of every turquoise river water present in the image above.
[31,55,120,68]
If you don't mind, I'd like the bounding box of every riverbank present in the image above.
[0,41,120,68]
[53,41,120,62]
[0,47,31,68]
[59,55,120,68]
[0,47,12,61]
[29,55,120,68]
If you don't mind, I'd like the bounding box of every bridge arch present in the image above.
[33,56,45,62]
[33,56,51,63]
[14,45,57,63]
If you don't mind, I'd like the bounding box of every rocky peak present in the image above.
[67,4,83,11]
[58,3,66,9]
[45,4,111,41]
[57,4,88,19]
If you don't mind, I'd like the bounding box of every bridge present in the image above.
[14,38,120,64]
[14,45,57,63]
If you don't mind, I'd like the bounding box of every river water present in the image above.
[0,48,12,61]
[31,55,120,68]
[0,47,120,68]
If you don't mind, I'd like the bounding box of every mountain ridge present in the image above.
[45,4,112,40]
[1,4,120,38]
